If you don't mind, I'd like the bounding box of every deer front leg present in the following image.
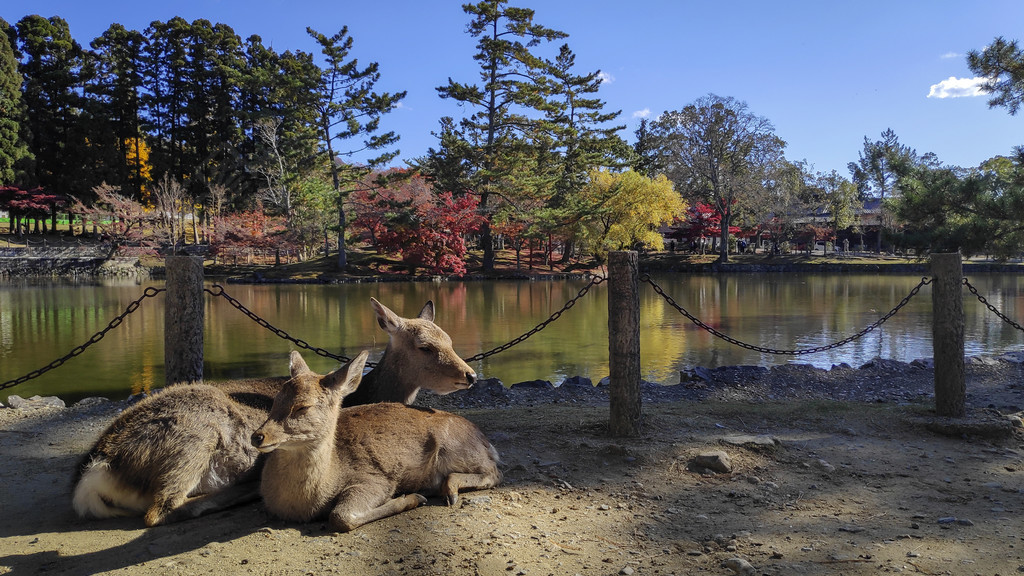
[441,471,502,506]
[329,484,427,533]
[159,481,262,525]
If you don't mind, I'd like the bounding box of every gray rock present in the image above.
[692,451,733,474]
[75,397,110,407]
[558,376,592,388]
[510,379,553,390]
[813,459,836,474]
[679,366,714,382]
[723,557,756,575]
[719,434,780,452]
[6,395,66,410]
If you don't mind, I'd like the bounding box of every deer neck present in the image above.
[346,344,417,405]
[261,421,341,522]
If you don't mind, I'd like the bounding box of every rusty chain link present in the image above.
[640,274,933,356]
[463,275,607,363]
[964,277,1024,332]
[0,287,166,392]
[204,284,367,366]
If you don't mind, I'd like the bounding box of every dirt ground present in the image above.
[2,356,1023,576]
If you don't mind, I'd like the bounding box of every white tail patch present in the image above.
[72,459,150,519]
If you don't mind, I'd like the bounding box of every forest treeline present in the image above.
[3,3,1024,274]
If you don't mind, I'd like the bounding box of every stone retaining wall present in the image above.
[0,256,149,278]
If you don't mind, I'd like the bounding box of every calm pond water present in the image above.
[2,273,1023,403]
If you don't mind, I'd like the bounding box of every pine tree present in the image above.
[307,26,405,270]
[436,0,566,271]
[0,17,31,185]
[89,23,147,197]
[17,15,95,202]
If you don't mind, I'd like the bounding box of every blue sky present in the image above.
[3,0,1023,177]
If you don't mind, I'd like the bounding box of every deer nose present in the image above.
[466,371,476,386]
[251,432,264,447]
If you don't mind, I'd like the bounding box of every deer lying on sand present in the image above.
[251,350,501,532]
[72,298,477,526]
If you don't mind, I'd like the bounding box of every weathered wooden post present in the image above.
[165,256,204,387]
[931,252,965,417]
[608,250,642,436]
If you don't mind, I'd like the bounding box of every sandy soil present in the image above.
[1,357,1023,576]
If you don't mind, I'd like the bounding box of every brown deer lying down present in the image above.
[252,350,501,532]
[72,298,477,526]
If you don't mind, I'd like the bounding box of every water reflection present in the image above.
[1,273,1022,402]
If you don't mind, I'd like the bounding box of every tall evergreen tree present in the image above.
[537,44,627,261]
[543,44,627,205]
[968,36,1024,116]
[89,23,147,197]
[848,128,917,253]
[16,15,89,198]
[307,26,405,270]
[632,118,659,178]
[436,0,566,271]
[0,17,31,185]
[142,17,192,183]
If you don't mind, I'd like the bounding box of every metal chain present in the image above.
[204,284,367,366]
[640,274,933,356]
[0,287,167,392]
[463,275,607,363]
[964,278,1024,332]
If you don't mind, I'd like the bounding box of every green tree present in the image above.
[893,153,1024,259]
[815,169,858,244]
[16,15,89,197]
[436,0,566,271]
[89,23,147,197]
[968,36,1024,115]
[0,17,30,185]
[651,94,785,262]
[848,128,917,253]
[631,118,659,178]
[539,44,628,261]
[307,26,405,270]
[141,17,192,182]
[748,158,813,253]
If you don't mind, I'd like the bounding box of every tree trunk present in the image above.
[718,212,730,263]
[336,201,348,270]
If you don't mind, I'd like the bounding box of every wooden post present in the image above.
[608,251,642,436]
[931,252,965,417]
[165,256,204,387]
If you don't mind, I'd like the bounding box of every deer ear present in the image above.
[323,350,369,397]
[371,297,403,333]
[289,350,311,377]
[417,300,435,322]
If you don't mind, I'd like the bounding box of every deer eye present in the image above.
[291,405,312,417]
[418,345,434,353]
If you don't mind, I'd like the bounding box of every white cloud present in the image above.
[632,108,651,119]
[940,51,961,60]
[927,76,986,98]
[597,71,614,84]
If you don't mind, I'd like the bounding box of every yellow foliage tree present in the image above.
[124,136,153,203]
[581,169,686,261]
